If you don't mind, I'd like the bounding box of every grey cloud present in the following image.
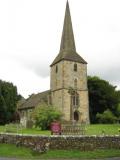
[32,62,50,78]
[13,54,50,78]
[89,64,120,88]
[101,66,120,89]
[102,66,120,83]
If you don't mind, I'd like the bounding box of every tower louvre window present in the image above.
[74,63,77,71]
[56,65,58,73]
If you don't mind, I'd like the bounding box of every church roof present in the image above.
[18,90,50,110]
[51,1,87,67]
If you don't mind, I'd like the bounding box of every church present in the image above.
[18,1,90,126]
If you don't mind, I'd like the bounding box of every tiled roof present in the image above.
[18,90,50,110]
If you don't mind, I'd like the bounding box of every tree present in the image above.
[88,76,120,123]
[0,95,7,124]
[0,79,21,124]
[96,109,118,124]
[115,103,120,122]
[32,104,62,130]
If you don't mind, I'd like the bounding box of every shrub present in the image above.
[32,104,62,130]
[96,109,118,124]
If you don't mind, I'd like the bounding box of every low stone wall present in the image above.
[0,133,120,151]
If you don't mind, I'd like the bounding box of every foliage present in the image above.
[32,104,62,130]
[0,95,7,124]
[88,76,120,123]
[115,103,120,119]
[0,79,21,124]
[96,109,118,124]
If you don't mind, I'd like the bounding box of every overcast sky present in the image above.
[0,0,120,98]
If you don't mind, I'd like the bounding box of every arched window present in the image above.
[74,79,77,88]
[72,93,79,106]
[56,65,58,73]
[74,63,77,72]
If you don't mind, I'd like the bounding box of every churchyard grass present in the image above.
[86,124,120,135]
[0,124,120,135]
[19,128,51,135]
[0,125,50,135]
[0,143,120,159]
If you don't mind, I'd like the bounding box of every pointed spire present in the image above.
[50,1,87,66]
[60,1,76,52]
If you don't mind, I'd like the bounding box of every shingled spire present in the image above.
[60,0,76,52]
[51,1,87,66]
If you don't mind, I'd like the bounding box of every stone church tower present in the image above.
[50,1,89,124]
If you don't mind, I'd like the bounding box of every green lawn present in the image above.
[37,149,120,159]
[0,124,120,135]
[0,125,51,135]
[0,125,120,159]
[86,124,120,135]
[20,128,51,135]
[0,143,120,159]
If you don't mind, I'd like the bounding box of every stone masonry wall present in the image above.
[50,61,88,91]
[78,90,89,123]
[50,60,89,123]
[0,134,120,151]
